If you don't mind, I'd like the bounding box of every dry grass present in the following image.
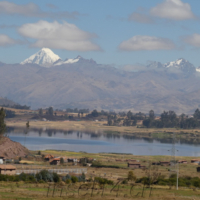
[0,181,200,200]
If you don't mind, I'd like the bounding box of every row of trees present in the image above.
[107,110,146,126]
[143,109,200,128]
[66,108,89,114]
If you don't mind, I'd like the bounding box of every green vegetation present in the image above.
[0,170,60,183]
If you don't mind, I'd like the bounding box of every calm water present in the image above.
[6,127,200,156]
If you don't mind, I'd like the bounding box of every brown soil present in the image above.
[0,136,29,159]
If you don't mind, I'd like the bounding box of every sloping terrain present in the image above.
[0,137,29,158]
[0,97,16,106]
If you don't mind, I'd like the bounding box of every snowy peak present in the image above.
[54,56,81,66]
[164,58,196,73]
[196,67,200,72]
[20,48,96,67]
[164,58,190,68]
[54,55,96,66]
[21,48,61,67]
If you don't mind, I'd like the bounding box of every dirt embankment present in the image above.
[0,137,29,159]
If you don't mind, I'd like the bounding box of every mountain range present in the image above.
[1,48,200,114]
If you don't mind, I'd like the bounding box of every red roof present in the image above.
[44,154,54,159]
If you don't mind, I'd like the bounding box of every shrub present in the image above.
[35,170,59,182]
[66,179,71,184]
[53,173,60,182]
[71,176,78,183]
[122,179,128,184]
[94,177,113,185]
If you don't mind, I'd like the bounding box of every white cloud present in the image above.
[18,20,101,51]
[0,34,16,46]
[150,0,195,20]
[119,35,175,51]
[183,34,200,47]
[0,1,80,19]
[128,12,154,24]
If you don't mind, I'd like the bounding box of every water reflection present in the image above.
[5,127,200,156]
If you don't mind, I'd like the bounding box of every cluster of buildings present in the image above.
[44,154,78,165]
[127,160,189,169]
[0,155,16,175]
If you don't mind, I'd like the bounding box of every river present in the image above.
[6,127,200,156]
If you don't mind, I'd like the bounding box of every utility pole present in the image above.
[170,132,179,190]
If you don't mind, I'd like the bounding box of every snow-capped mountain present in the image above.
[196,67,200,72]
[20,48,96,67]
[164,58,196,73]
[54,56,81,65]
[21,48,61,67]
[145,58,196,74]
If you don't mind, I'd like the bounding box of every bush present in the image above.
[53,173,60,182]
[71,176,78,183]
[66,179,71,184]
[122,179,128,184]
[35,170,59,182]
[94,177,113,185]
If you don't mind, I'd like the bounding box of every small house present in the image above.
[152,162,160,165]
[44,154,54,161]
[128,162,141,168]
[191,159,199,163]
[178,160,187,164]
[68,158,78,163]
[0,165,16,175]
[50,158,60,165]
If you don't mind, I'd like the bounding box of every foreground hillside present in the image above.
[0,136,29,158]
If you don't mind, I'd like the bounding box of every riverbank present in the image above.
[6,119,200,138]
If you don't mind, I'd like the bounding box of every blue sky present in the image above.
[1,0,200,67]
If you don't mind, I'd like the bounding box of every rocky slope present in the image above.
[0,137,29,159]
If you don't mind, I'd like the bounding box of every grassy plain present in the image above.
[1,181,200,200]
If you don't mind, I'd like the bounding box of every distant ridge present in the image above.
[0,97,17,107]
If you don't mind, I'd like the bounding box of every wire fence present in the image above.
[16,168,87,175]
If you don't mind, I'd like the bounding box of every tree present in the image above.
[91,109,98,117]
[26,121,30,129]
[60,157,64,165]
[145,162,161,187]
[38,108,43,115]
[107,116,112,126]
[149,110,155,120]
[48,107,53,116]
[128,171,136,182]
[127,111,133,120]
[194,109,200,119]
[0,108,6,135]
